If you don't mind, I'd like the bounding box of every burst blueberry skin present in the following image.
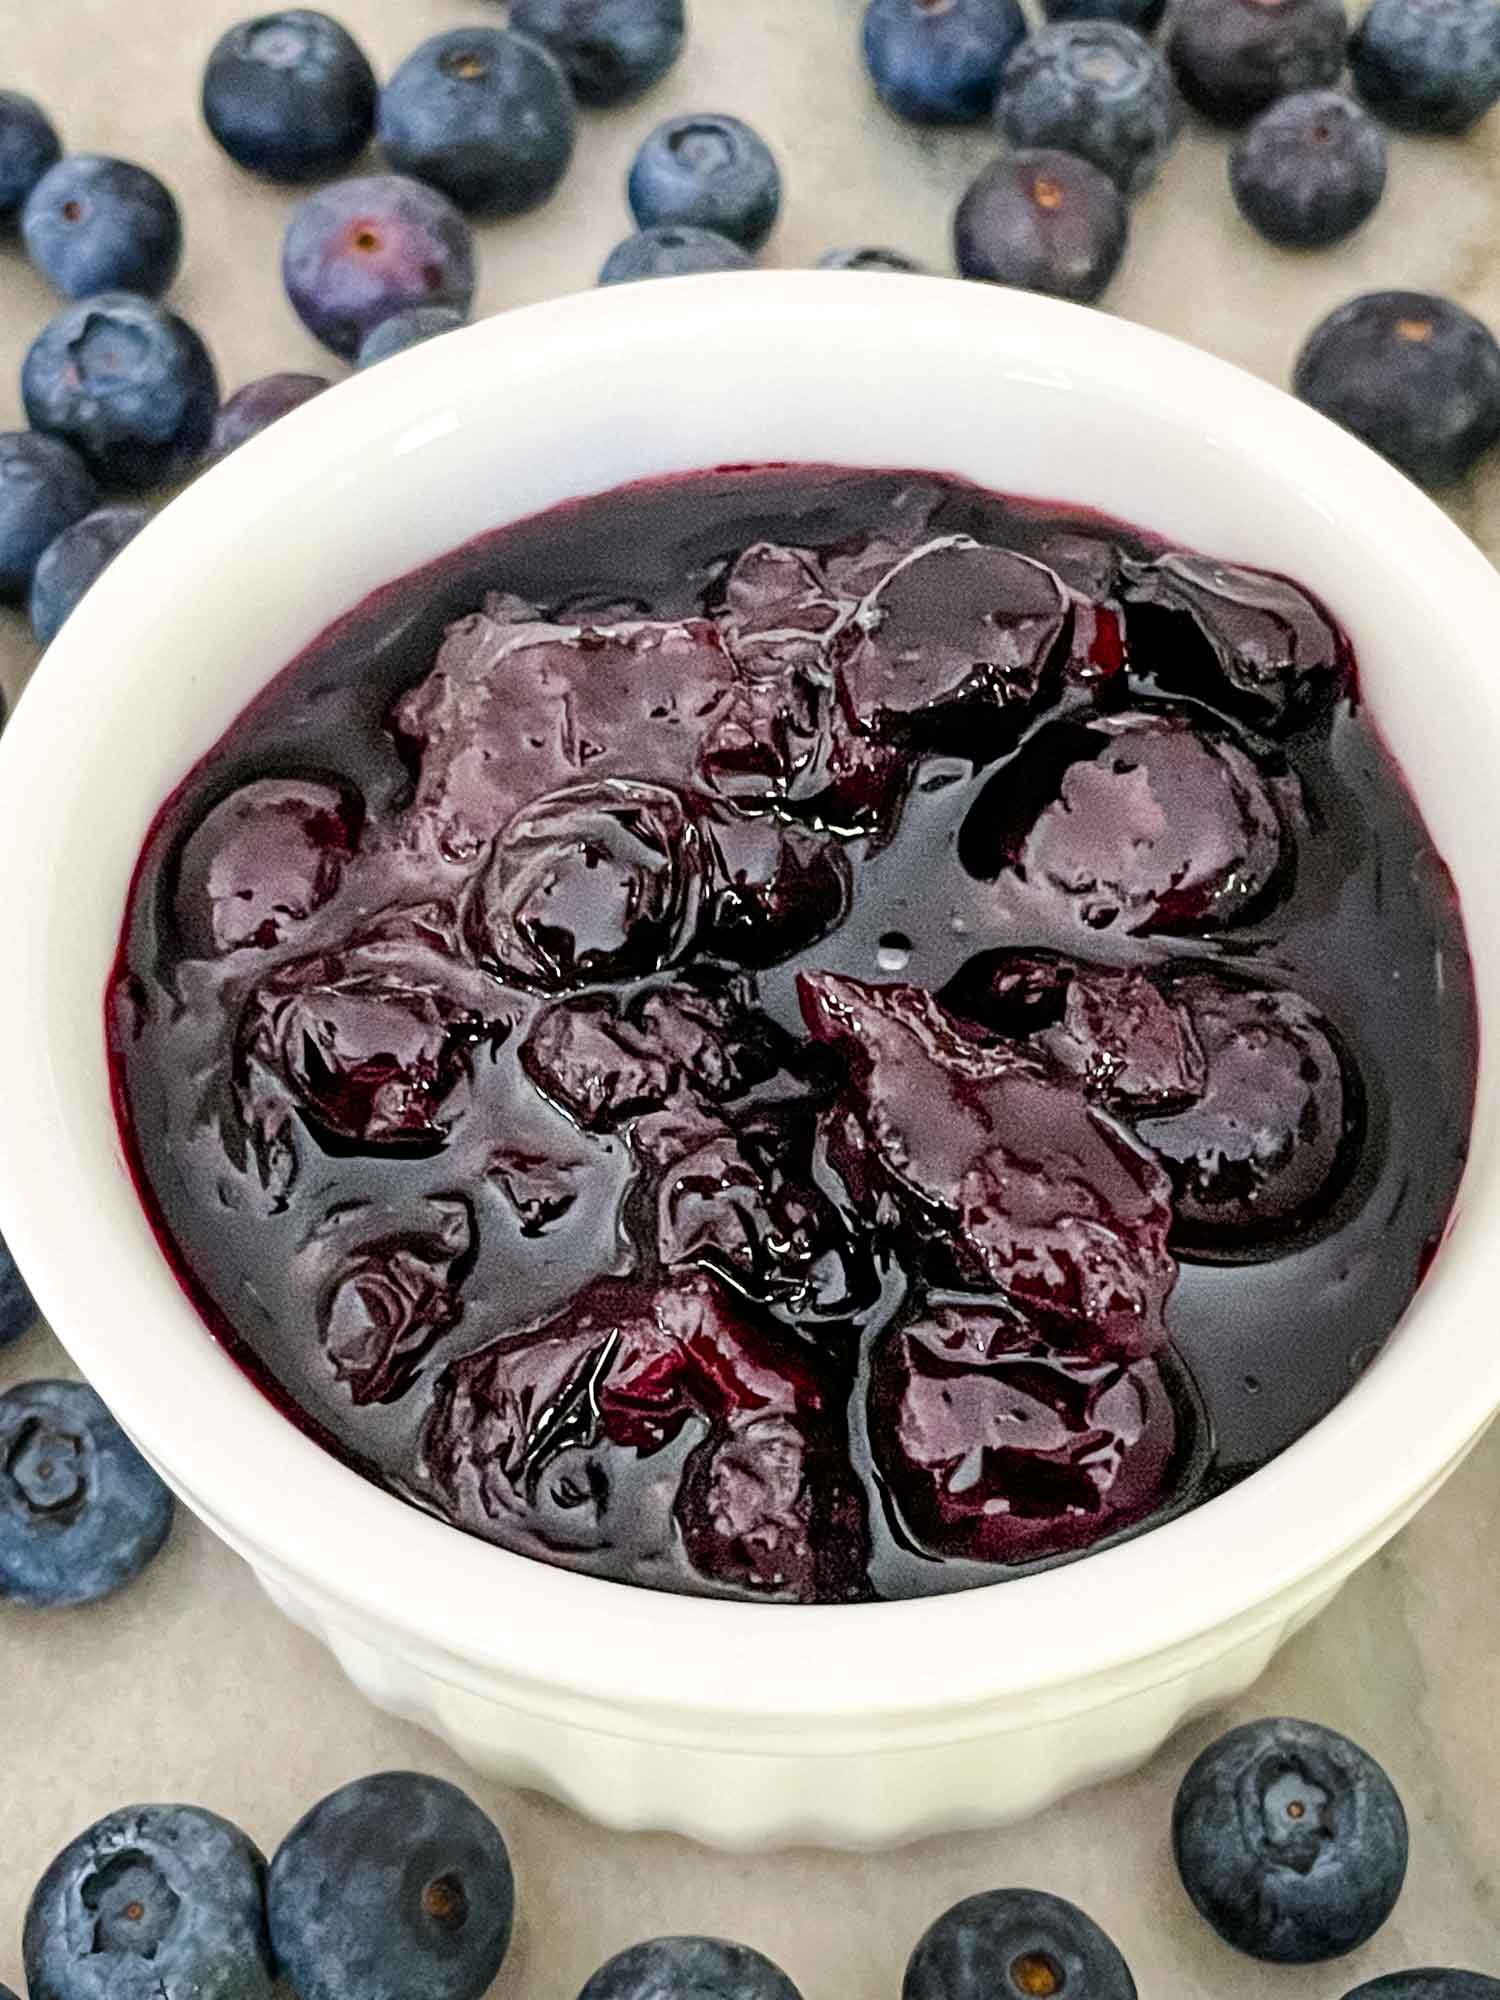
[628,113,781,249]
[282,173,475,358]
[903,1889,1137,2000]
[1344,1977,1500,1999]
[578,1937,805,2000]
[1351,0,1500,132]
[1043,0,1167,31]
[29,504,150,646]
[599,223,754,282]
[25,1802,274,2000]
[22,155,182,300]
[0,431,97,602]
[862,0,1028,125]
[1173,1717,1408,1963]
[1294,290,1500,488]
[510,0,686,105]
[210,371,329,461]
[1168,0,1348,123]
[357,304,468,367]
[955,147,1128,301]
[996,24,1184,194]
[0,1231,39,1346]
[818,244,924,270]
[1231,90,1386,248]
[268,1771,514,2000]
[0,90,62,225]
[203,10,378,183]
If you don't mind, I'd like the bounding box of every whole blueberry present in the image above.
[1231,90,1386,247]
[0,1231,39,1346]
[577,1937,804,2000]
[862,0,1028,125]
[210,371,330,461]
[996,24,1184,194]
[25,1802,273,2000]
[628,113,781,249]
[23,293,219,491]
[1173,1717,1408,1962]
[282,174,475,359]
[509,0,686,105]
[203,10,377,183]
[955,148,1128,301]
[22,155,182,300]
[0,1378,175,1606]
[1345,1978,1500,1999]
[818,244,924,270]
[1294,290,1500,487]
[269,1771,513,2000]
[0,90,62,225]
[1168,0,1348,122]
[598,223,754,282]
[1351,0,1500,132]
[357,304,468,367]
[1043,0,1167,31]
[903,1889,1136,2000]
[29,505,150,646]
[0,431,97,601]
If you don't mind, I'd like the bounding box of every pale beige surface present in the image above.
[4,4,1500,1995]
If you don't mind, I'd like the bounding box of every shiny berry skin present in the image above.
[209,371,329,461]
[1344,1978,1500,1999]
[356,304,467,367]
[817,244,923,270]
[1043,0,1165,30]
[29,504,149,647]
[22,155,181,300]
[0,90,61,225]
[955,149,1129,303]
[202,10,377,183]
[173,775,361,955]
[995,23,1184,194]
[862,0,1028,125]
[282,173,475,359]
[0,430,97,602]
[1351,0,1500,132]
[903,1889,1137,2000]
[0,1232,38,1347]
[1230,90,1386,248]
[599,223,753,282]
[1168,0,1348,123]
[579,1937,804,2000]
[628,113,781,249]
[510,0,686,105]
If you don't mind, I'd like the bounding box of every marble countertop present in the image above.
[4,4,1500,1995]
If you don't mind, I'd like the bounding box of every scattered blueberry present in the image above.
[0,1231,38,1347]
[599,221,754,282]
[24,1801,274,2000]
[578,1937,805,2000]
[0,430,97,602]
[509,0,686,105]
[995,23,1184,194]
[1230,90,1386,247]
[210,371,330,461]
[0,90,62,226]
[1351,0,1500,133]
[1043,0,1167,31]
[628,112,781,249]
[357,304,468,367]
[1344,1978,1500,1999]
[1294,290,1500,488]
[818,244,924,269]
[282,173,475,359]
[1173,1717,1408,1963]
[903,1889,1137,2000]
[268,1771,514,2000]
[22,292,219,491]
[1167,0,1348,123]
[0,1378,175,1607]
[955,147,1129,302]
[22,154,182,300]
[862,0,1028,125]
[202,10,378,183]
[29,505,150,647]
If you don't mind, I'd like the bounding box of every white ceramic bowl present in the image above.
[1,274,1498,1852]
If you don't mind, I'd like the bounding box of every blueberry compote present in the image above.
[108,469,1477,1604]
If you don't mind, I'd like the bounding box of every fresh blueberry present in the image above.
[599,222,754,282]
[996,24,1184,194]
[0,1231,39,1346]
[0,431,97,602]
[378,28,575,218]
[509,0,686,105]
[1168,0,1348,123]
[22,293,219,491]
[1344,1978,1500,1999]
[282,174,475,359]
[268,1771,514,2000]
[1294,290,1500,487]
[29,505,150,646]
[818,244,924,270]
[1351,0,1500,132]
[0,1378,175,1606]
[0,90,62,226]
[628,113,781,249]
[210,371,330,461]
[1231,90,1386,247]
[1042,0,1167,32]
[24,1801,274,2000]
[862,0,1028,125]
[955,148,1129,302]
[1173,1717,1408,1962]
[577,1937,805,2000]
[22,155,182,301]
[903,1889,1137,2000]
[202,10,378,184]
[357,305,468,368]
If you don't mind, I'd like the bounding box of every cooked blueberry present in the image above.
[1168,0,1347,122]
[22,155,181,300]
[995,23,1183,194]
[599,222,754,282]
[904,1890,1136,1999]
[209,371,330,461]
[1173,1717,1408,1962]
[0,1232,38,1347]
[1344,1978,1500,1999]
[1043,0,1165,31]
[22,293,218,491]
[1230,90,1385,247]
[702,810,851,964]
[1352,0,1500,131]
[304,1196,471,1404]
[282,173,475,359]
[817,244,923,270]
[25,1802,273,2000]
[202,10,378,183]
[954,148,1129,303]
[29,504,150,647]
[510,0,686,105]
[1294,290,1500,489]
[628,113,781,249]
[862,0,1028,124]
[0,430,97,602]
[357,304,467,367]
[0,90,61,225]
[578,1936,805,2000]
[174,776,361,954]
[0,1379,174,1607]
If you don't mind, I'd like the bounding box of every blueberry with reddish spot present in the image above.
[995,23,1183,193]
[23,155,182,299]
[0,1233,38,1348]
[1168,0,1347,123]
[510,0,686,105]
[356,304,467,368]
[903,1889,1137,2000]
[955,148,1129,302]
[282,173,475,359]
[29,505,150,646]
[210,372,330,461]
[628,113,781,249]
[1351,0,1500,132]
[818,244,923,271]
[1231,91,1386,248]
[0,430,97,602]
[578,1937,805,2000]
[599,223,753,282]
[203,10,378,183]
[862,0,1028,125]
[0,91,62,226]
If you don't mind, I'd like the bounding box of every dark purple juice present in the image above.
[107,467,1477,1604]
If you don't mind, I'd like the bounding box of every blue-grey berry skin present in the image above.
[282,174,475,358]
[0,1984,17,2000]
[1344,1977,1500,1999]
[22,155,182,301]
[862,0,1028,125]
[818,244,924,270]
[378,27,576,218]
[1173,1717,1408,1963]
[1294,290,1500,487]
[0,1232,39,1346]
[202,10,378,184]
[628,113,781,248]
[209,371,329,461]
[903,1889,1136,2000]
[0,431,97,602]
[1044,0,1166,31]
[996,24,1183,193]
[0,91,62,225]
[0,1379,175,1606]
[269,1771,514,2000]
[578,1937,805,2000]
[1168,0,1347,122]
[955,147,1128,301]
[357,304,468,367]
[1351,0,1500,132]
[509,0,686,106]
[29,505,150,646]
[24,1803,274,2000]
[1230,91,1386,248]
[599,223,753,281]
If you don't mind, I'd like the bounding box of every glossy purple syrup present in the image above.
[107,467,1478,1604]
